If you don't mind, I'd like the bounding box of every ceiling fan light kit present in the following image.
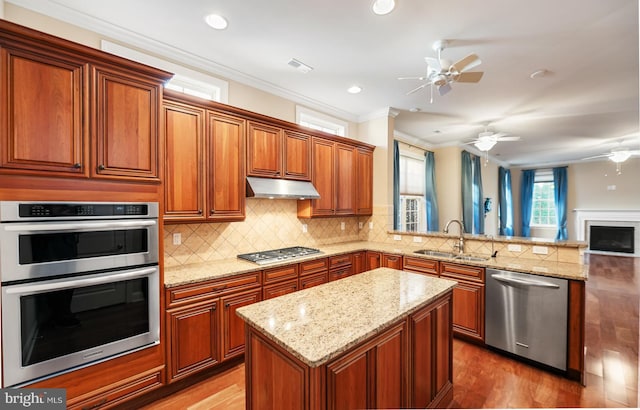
[474,139,497,152]
[609,151,632,163]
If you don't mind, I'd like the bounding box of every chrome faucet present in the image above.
[444,219,465,254]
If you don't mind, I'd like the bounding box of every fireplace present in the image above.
[589,225,634,254]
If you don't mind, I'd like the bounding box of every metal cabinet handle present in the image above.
[73,163,82,169]
[225,303,231,308]
[97,164,105,171]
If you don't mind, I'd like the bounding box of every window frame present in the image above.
[295,106,348,137]
[530,170,557,227]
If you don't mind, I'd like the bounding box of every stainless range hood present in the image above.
[246,176,320,200]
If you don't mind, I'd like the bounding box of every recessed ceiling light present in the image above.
[205,14,228,30]
[530,69,548,79]
[409,107,420,112]
[372,0,396,15]
[347,85,362,94]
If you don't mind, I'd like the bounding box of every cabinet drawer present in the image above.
[263,264,299,284]
[404,256,439,276]
[300,271,328,289]
[329,265,354,282]
[68,366,163,410]
[440,262,485,283]
[299,257,329,276]
[263,278,299,300]
[166,271,261,308]
[329,254,353,269]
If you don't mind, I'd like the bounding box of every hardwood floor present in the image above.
[138,254,638,409]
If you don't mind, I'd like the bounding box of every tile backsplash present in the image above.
[164,198,364,267]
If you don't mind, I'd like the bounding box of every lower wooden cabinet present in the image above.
[382,253,403,269]
[221,289,262,360]
[352,250,367,274]
[167,300,220,382]
[329,265,354,282]
[263,278,299,300]
[403,256,439,277]
[440,262,485,343]
[366,251,382,270]
[300,271,328,289]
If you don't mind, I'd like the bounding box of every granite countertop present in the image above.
[164,240,588,288]
[235,268,457,367]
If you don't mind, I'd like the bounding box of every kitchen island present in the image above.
[236,268,457,409]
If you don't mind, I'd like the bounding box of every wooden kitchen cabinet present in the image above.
[283,130,311,180]
[366,251,382,270]
[382,253,404,269]
[221,288,262,360]
[440,262,485,343]
[403,256,439,277]
[300,271,328,289]
[335,143,356,215]
[163,100,206,221]
[0,23,171,182]
[247,121,282,178]
[352,251,367,274]
[356,147,374,215]
[166,300,220,382]
[92,65,163,181]
[263,278,299,300]
[299,257,329,289]
[329,253,354,281]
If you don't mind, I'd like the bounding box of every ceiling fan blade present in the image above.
[438,83,452,96]
[398,76,427,80]
[581,154,610,160]
[406,83,428,95]
[497,136,521,141]
[455,71,484,83]
[425,57,441,71]
[451,53,481,73]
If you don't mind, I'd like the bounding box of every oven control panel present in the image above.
[19,203,149,218]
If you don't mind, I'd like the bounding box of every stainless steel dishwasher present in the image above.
[485,268,568,370]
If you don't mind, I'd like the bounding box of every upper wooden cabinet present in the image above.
[0,22,171,182]
[356,148,374,215]
[335,143,356,215]
[246,122,311,181]
[163,97,246,222]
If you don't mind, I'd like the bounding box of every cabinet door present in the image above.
[163,101,206,221]
[352,251,366,274]
[283,130,311,180]
[356,148,373,215]
[221,288,261,361]
[167,300,220,382]
[382,254,403,270]
[92,65,161,181]
[247,121,282,177]
[335,143,356,215]
[329,265,354,282]
[326,349,368,410]
[0,46,87,176]
[446,281,485,342]
[310,138,335,216]
[207,112,246,220]
[366,251,382,270]
[299,271,328,289]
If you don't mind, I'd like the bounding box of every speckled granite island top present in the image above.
[236,268,457,368]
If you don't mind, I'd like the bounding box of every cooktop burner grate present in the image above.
[237,246,322,265]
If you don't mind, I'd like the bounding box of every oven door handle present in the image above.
[4,267,158,295]
[3,220,156,232]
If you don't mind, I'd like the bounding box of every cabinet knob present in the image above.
[198,209,203,214]
[97,164,105,171]
[225,303,230,308]
[210,210,215,215]
[73,163,82,169]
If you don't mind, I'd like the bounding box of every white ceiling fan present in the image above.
[582,149,640,174]
[398,40,484,103]
[466,127,521,152]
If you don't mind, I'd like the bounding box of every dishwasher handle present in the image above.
[491,274,560,289]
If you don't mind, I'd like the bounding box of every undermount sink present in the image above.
[413,249,457,258]
[414,249,490,262]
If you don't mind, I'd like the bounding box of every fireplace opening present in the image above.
[589,225,635,254]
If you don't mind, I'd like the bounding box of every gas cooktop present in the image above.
[237,246,322,265]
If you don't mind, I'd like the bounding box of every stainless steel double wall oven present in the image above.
[0,201,160,387]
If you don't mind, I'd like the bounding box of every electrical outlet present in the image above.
[413,236,422,243]
[358,222,364,229]
[393,235,402,241]
[507,244,521,252]
[340,222,345,231]
[172,233,181,245]
[533,246,549,255]
[302,224,308,233]
[369,222,374,229]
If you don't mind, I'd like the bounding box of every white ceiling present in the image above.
[10,0,639,166]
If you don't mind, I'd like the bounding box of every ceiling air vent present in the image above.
[288,58,313,73]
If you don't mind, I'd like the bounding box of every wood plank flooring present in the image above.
[137,254,639,409]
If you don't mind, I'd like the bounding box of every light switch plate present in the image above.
[340,222,345,230]
[393,235,402,241]
[533,246,549,255]
[413,236,422,243]
[507,244,521,252]
[358,222,364,229]
[369,222,374,229]
[302,224,308,233]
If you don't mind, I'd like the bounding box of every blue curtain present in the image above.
[393,140,400,230]
[520,169,536,237]
[461,151,473,233]
[498,166,514,236]
[553,166,568,240]
[473,154,484,234]
[424,151,439,231]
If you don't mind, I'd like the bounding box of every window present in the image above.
[531,170,556,226]
[399,148,426,232]
[296,106,347,136]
